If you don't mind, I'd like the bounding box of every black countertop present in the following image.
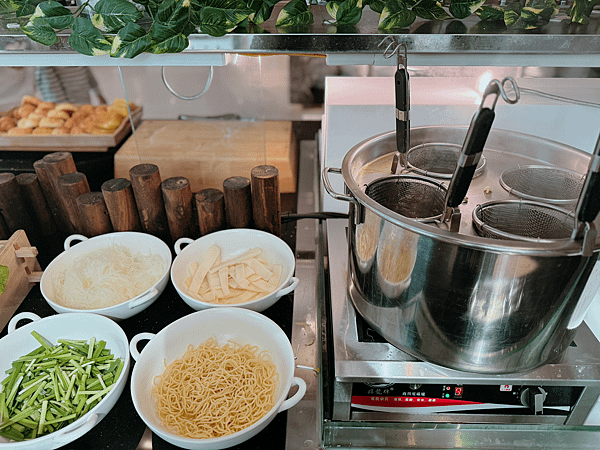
[1,219,297,450]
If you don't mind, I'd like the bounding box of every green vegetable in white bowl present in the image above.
[0,312,130,449]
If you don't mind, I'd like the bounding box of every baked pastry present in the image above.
[51,126,70,135]
[39,117,65,128]
[7,127,33,135]
[17,116,40,128]
[47,109,71,120]
[0,116,17,132]
[32,127,53,135]
[55,103,77,113]
[21,95,41,107]
[15,104,36,119]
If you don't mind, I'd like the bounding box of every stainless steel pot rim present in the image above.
[342,128,593,256]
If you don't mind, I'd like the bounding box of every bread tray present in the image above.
[0,106,143,152]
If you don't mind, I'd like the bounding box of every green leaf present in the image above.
[68,16,111,56]
[196,4,251,36]
[21,18,57,45]
[476,4,505,21]
[15,0,39,17]
[449,0,485,19]
[0,265,8,295]
[413,0,451,20]
[366,0,385,13]
[246,0,277,24]
[276,0,313,27]
[378,3,416,30]
[91,0,144,33]
[29,1,73,29]
[150,21,189,53]
[110,22,151,58]
[567,0,600,24]
[326,0,363,26]
[504,0,558,29]
[0,0,20,15]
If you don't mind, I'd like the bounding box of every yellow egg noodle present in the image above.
[53,244,165,309]
[151,338,278,439]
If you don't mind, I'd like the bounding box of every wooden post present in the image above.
[195,188,225,236]
[223,176,253,229]
[0,173,38,238]
[101,178,142,232]
[56,172,90,235]
[251,165,281,236]
[16,173,57,236]
[161,176,195,242]
[77,192,113,237]
[129,163,170,242]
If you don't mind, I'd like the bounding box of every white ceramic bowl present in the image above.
[171,229,299,312]
[130,307,306,450]
[40,232,172,321]
[0,312,130,449]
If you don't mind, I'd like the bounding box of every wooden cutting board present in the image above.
[114,120,297,193]
[0,230,42,332]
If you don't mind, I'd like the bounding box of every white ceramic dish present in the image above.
[130,307,306,450]
[0,312,130,449]
[171,229,299,312]
[40,232,172,321]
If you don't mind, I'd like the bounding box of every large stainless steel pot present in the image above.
[323,126,600,374]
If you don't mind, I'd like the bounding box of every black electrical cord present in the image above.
[281,212,348,223]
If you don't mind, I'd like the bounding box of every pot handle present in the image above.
[8,312,41,334]
[275,277,300,299]
[52,413,99,447]
[64,234,89,251]
[277,376,307,413]
[174,237,194,255]
[322,167,355,203]
[129,332,155,362]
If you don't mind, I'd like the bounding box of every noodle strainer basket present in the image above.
[365,175,448,222]
[472,200,575,242]
[407,142,487,179]
[500,165,584,205]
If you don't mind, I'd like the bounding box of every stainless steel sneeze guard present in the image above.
[287,140,600,449]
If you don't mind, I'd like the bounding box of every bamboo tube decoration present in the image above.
[101,178,142,232]
[33,153,76,231]
[77,192,113,237]
[56,172,90,235]
[15,173,57,236]
[195,188,226,236]
[0,173,37,237]
[223,176,253,229]
[251,165,281,236]
[161,176,195,242]
[129,163,170,242]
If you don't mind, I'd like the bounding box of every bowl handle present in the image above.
[52,413,99,447]
[64,234,89,250]
[174,237,194,255]
[275,277,300,299]
[277,376,307,413]
[130,332,155,362]
[129,288,159,309]
[8,312,41,334]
